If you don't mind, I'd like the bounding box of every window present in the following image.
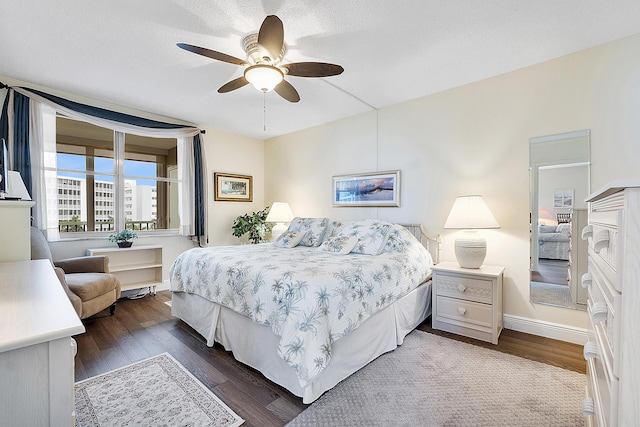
[54,117,180,234]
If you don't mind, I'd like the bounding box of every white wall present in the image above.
[265,33,640,330]
[200,127,265,246]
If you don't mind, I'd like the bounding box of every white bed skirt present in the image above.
[171,281,432,403]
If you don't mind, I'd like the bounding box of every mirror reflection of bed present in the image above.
[529,130,590,311]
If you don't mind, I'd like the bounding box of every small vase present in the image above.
[117,241,133,248]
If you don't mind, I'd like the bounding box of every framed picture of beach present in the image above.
[332,170,400,207]
[214,172,253,202]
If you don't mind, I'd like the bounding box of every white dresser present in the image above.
[0,259,86,426]
[582,180,640,426]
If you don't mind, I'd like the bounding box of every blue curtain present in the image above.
[12,92,32,193]
[27,88,188,130]
[193,133,206,244]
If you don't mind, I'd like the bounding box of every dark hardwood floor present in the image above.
[74,291,586,427]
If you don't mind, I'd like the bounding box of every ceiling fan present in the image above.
[177,15,344,103]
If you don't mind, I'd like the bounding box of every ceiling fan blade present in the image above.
[282,62,344,78]
[218,76,249,93]
[177,43,247,66]
[257,15,284,61]
[274,80,300,103]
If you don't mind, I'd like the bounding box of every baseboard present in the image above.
[156,279,170,292]
[503,314,588,345]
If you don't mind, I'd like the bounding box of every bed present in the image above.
[170,219,439,403]
[538,223,571,260]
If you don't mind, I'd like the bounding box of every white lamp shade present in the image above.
[266,202,294,223]
[444,195,499,229]
[444,195,499,269]
[266,202,294,241]
[244,64,284,92]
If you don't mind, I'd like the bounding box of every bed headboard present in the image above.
[401,223,441,264]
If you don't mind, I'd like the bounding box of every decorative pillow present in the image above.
[273,230,307,248]
[539,225,558,233]
[556,223,571,235]
[381,224,415,253]
[286,217,330,247]
[318,235,359,255]
[331,219,392,255]
[321,220,344,243]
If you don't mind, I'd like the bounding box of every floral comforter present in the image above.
[170,227,432,388]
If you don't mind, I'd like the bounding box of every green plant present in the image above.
[232,207,273,244]
[108,229,138,243]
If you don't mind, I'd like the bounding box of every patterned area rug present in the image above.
[75,353,244,427]
[287,330,585,427]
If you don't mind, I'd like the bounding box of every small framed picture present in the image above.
[553,188,574,208]
[332,170,400,207]
[214,172,253,202]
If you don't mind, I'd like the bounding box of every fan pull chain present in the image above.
[263,92,267,132]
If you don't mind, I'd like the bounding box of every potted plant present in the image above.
[109,229,138,248]
[232,207,273,244]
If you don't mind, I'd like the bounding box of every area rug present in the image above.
[75,353,244,427]
[286,330,584,427]
[531,281,572,307]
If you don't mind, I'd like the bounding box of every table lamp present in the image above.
[266,202,294,240]
[444,195,499,268]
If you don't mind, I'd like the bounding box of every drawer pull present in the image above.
[593,230,610,254]
[583,341,598,360]
[581,225,593,240]
[458,307,467,316]
[581,272,592,289]
[582,397,594,417]
[591,301,608,324]
[457,284,467,293]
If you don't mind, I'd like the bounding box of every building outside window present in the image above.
[54,117,179,234]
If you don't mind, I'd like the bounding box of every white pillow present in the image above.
[318,235,359,255]
[332,219,392,255]
[273,231,307,248]
[287,217,329,247]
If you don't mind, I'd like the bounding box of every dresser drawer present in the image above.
[585,308,619,427]
[434,273,493,304]
[585,209,623,292]
[435,295,492,329]
[588,260,621,375]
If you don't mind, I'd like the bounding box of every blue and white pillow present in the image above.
[287,217,330,247]
[381,224,415,253]
[318,235,359,255]
[330,219,392,255]
[274,230,308,248]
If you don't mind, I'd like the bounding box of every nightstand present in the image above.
[431,261,505,344]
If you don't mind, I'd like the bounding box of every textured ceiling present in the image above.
[1,1,639,139]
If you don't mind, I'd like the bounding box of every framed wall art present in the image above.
[214,172,253,202]
[553,188,574,208]
[332,170,400,207]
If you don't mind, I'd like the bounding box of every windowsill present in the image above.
[52,229,182,242]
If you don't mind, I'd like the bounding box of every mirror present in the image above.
[529,130,590,310]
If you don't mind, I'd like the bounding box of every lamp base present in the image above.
[454,235,487,269]
[271,222,288,241]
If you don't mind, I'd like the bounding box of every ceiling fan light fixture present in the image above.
[244,64,283,92]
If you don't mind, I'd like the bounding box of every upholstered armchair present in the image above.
[30,227,121,319]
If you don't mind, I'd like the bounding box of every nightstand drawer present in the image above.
[435,295,493,329]
[435,273,493,304]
